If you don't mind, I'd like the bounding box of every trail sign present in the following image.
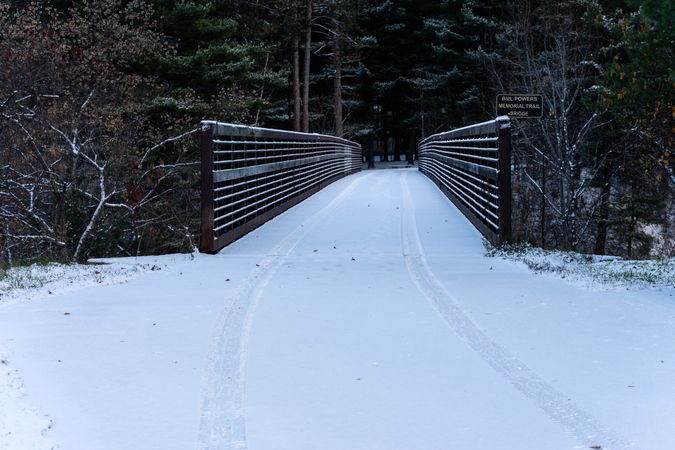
[496,94,543,118]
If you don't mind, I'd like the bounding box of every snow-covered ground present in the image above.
[0,260,172,308]
[486,243,674,290]
[1,169,674,450]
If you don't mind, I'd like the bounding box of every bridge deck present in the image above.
[1,169,674,450]
[233,169,576,449]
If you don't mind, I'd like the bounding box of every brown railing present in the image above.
[418,116,511,245]
[200,121,361,253]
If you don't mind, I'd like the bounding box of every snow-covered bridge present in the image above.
[1,167,674,450]
[198,118,512,255]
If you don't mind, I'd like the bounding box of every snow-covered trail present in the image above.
[1,169,674,450]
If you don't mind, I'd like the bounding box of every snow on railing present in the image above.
[418,116,512,245]
[199,121,361,253]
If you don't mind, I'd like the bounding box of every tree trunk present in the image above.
[0,223,7,268]
[302,0,312,133]
[53,193,69,261]
[292,35,301,131]
[541,154,547,249]
[593,156,613,254]
[407,132,415,165]
[594,171,611,255]
[333,22,343,138]
[382,126,389,163]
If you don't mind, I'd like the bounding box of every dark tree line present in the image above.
[0,0,672,265]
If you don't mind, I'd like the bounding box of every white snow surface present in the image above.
[1,169,674,450]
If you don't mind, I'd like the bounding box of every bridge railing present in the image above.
[200,121,361,253]
[418,116,511,245]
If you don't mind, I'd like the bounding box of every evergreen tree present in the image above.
[595,0,674,256]
[147,0,286,123]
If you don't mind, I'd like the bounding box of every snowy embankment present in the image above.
[0,258,176,449]
[0,261,167,308]
[1,169,674,450]
[487,243,675,290]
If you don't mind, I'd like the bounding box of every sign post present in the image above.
[496,94,543,118]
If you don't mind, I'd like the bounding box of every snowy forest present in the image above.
[0,0,672,265]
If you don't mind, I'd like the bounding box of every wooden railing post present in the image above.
[199,121,215,253]
[496,116,512,244]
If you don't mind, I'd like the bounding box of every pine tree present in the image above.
[595,0,674,256]
[147,0,285,123]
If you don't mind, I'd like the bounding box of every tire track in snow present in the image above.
[198,173,369,450]
[399,171,636,450]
